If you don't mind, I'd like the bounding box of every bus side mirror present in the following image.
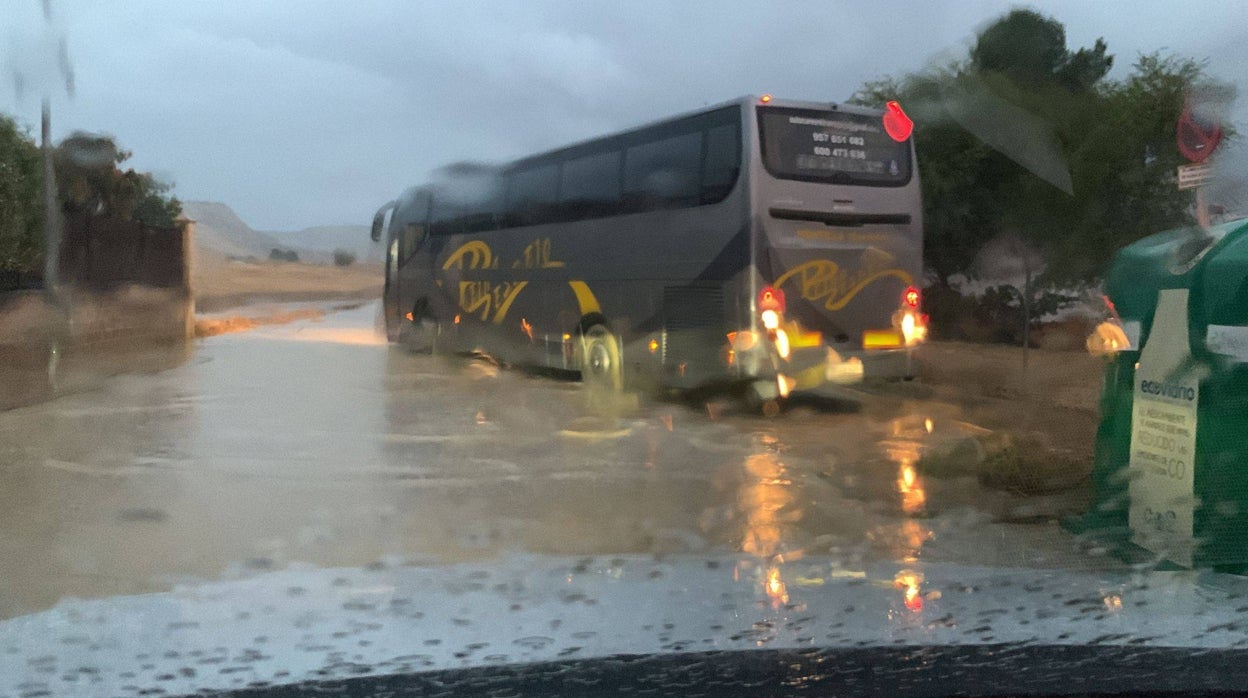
[371,201,396,242]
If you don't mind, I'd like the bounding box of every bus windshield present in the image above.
[758,106,912,186]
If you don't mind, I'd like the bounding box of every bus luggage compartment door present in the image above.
[661,285,727,388]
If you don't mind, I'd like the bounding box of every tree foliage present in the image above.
[55,132,182,227]
[0,124,184,279]
[0,115,44,274]
[851,9,1216,292]
[971,10,1113,91]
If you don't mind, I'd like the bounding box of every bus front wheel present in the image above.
[579,325,623,394]
[381,291,401,342]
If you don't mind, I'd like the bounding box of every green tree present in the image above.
[54,131,181,225]
[1050,53,1211,280]
[0,114,44,275]
[852,9,1212,294]
[971,9,1070,86]
[851,67,1016,286]
[970,9,1112,91]
[130,174,182,227]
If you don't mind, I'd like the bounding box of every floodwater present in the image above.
[0,301,1100,620]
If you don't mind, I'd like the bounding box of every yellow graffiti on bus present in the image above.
[774,258,912,311]
[458,280,529,324]
[440,238,579,324]
[442,240,496,270]
[514,238,565,269]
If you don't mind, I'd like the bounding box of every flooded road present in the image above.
[0,301,1101,620]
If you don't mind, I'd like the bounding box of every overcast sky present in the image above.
[2,1,1245,230]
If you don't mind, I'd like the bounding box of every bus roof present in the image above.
[405,95,889,194]
[754,96,885,117]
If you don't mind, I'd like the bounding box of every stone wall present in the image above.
[0,219,195,410]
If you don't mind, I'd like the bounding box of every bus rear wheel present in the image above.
[579,325,623,394]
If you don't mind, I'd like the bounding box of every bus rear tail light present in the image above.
[758,286,785,314]
[773,328,791,359]
[756,286,791,358]
[891,286,927,346]
[901,313,917,343]
[899,310,928,346]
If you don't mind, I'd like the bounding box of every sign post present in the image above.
[1176,89,1229,229]
[1177,162,1214,191]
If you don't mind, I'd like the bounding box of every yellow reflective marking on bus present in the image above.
[567,280,601,316]
[796,229,888,244]
[863,329,904,349]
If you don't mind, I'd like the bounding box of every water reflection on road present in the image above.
[0,301,1097,620]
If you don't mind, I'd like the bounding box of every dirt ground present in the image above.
[193,255,382,313]
[911,340,1105,462]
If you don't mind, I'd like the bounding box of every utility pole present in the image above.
[33,0,74,384]
[41,97,58,290]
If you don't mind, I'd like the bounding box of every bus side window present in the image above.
[457,187,502,233]
[400,222,426,260]
[622,131,702,213]
[701,123,741,204]
[558,150,621,222]
[505,164,559,228]
[429,197,462,237]
[392,197,428,261]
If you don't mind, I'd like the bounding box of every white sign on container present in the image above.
[1129,289,1200,567]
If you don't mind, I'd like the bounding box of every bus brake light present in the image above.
[758,286,785,314]
[904,286,920,308]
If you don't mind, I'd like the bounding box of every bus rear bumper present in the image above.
[857,347,916,381]
[757,345,915,398]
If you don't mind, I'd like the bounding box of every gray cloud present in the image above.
[1,0,1244,229]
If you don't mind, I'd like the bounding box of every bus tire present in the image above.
[379,304,400,343]
[579,325,623,394]
[381,292,401,343]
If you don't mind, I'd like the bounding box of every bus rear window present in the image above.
[758,107,912,186]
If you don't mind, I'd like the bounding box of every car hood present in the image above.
[4,553,1247,697]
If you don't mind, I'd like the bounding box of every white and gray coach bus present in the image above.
[371,95,926,404]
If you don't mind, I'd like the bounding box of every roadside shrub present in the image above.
[332,249,356,267]
[923,282,1080,346]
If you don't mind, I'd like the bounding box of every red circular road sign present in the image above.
[1177,102,1223,163]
